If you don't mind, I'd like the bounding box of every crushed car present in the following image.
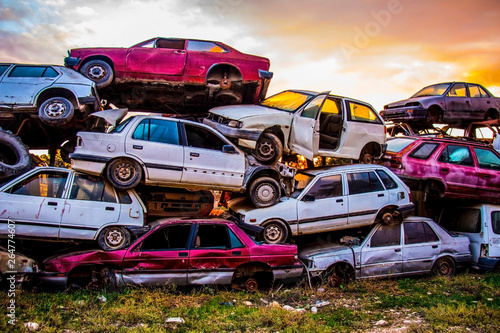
[380,82,500,125]
[380,136,500,204]
[70,114,296,208]
[39,218,303,291]
[438,203,500,272]
[0,167,147,251]
[64,37,273,110]
[300,217,471,287]
[0,246,38,285]
[204,89,387,164]
[227,164,414,244]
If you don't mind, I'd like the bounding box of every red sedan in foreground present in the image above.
[40,219,302,291]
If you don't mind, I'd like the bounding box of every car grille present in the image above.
[207,113,232,125]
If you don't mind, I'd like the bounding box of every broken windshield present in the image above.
[260,90,314,112]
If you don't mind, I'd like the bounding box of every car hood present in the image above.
[385,96,437,109]
[90,108,128,127]
[209,104,287,120]
[299,242,357,258]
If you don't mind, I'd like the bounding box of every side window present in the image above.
[305,174,343,200]
[301,95,325,119]
[447,83,467,97]
[187,40,227,53]
[404,222,439,244]
[474,148,500,171]
[42,67,58,78]
[8,66,46,77]
[194,224,230,249]
[7,170,68,198]
[69,174,117,203]
[375,170,398,190]
[156,38,185,50]
[0,65,10,76]
[370,224,401,247]
[440,208,481,233]
[185,124,227,151]
[492,212,500,235]
[347,171,384,195]
[477,85,490,98]
[468,84,481,98]
[409,143,439,159]
[228,229,245,249]
[141,224,192,251]
[132,119,179,145]
[348,102,382,124]
[438,145,473,166]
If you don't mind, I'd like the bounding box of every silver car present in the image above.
[300,217,471,287]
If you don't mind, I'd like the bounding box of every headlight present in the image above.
[228,120,241,128]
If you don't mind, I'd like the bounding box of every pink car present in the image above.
[64,37,272,106]
[40,218,303,291]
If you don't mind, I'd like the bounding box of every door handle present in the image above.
[232,251,241,256]
[336,199,343,203]
[179,252,188,257]
[377,193,384,197]
[133,145,143,150]
[105,207,115,211]
[394,248,401,252]
[481,174,491,179]
[190,152,199,157]
[47,202,58,206]
[441,168,449,173]
[432,245,438,249]
[174,50,186,55]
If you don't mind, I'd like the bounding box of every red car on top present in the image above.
[39,218,303,291]
[64,37,273,105]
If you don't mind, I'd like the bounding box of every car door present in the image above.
[0,65,58,105]
[402,221,441,273]
[58,173,123,240]
[296,173,349,234]
[125,38,187,76]
[444,83,471,121]
[181,123,246,188]
[436,144,478,197]
[125,118,184,183]
[359,223,403,277]
[467,84,492,118]
[0,169,69,238]
[120,224,192,286]
[289,92,329,160]
[472,147,500,202]
[346,171,389,227]
[188,223,250,285]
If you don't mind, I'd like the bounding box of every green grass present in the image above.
[1,271,499,332]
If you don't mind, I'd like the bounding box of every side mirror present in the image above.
[222,145,237,154]
[302,194,315,202]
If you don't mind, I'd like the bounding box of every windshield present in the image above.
[386,137,416,153]
[291,172,315,198]
[260,91,314,112]
[411,83,451,98]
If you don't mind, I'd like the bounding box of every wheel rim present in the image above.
[264,224,282,243]
[114,162,135,184]
[329,274,342,287]
[254,182,278,205]
[105,229,125,248]
[245,278,258,292]
[87,64,107,80]
[362,153,373,164]
[44,100,67,118]
[257,139,275,159]
[436,259,453,276]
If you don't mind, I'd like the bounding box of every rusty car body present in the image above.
[64,37,272,110]
[204,90,386,164]
[438,203,500,272]
[227,164,414,244]
[380,136,500,204]
[300,217,471,286]
[0,246,38,284]
[380,82,500,125]
[39,218,303,291]
[0,167,147,251]
[69,114,296,208]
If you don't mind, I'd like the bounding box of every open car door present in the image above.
[289,91,330,160]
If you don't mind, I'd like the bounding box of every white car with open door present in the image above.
[204,90,387,164]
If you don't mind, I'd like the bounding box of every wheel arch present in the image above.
[262,126,285,148]
[78,55,115,72]
[324,261,355,284]
[485,108,499,120]
[261,217,291,237]
[206,63,242,83]
[105,156,147,181]
[232,261,274,289]
[67,264,107,287]
[36,88,78,110]
[245,167,281,188]
[359,141,383,160]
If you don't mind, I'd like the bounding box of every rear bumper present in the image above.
[273,264,304,280]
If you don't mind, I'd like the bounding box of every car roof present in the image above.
[0,63,63,68]
[297,163,389,177]
[284,89,375,107]
[388,135,493,148]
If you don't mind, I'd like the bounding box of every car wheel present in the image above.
[361,152,373,164]
[262,219,288,244]
[98,227,131,251]
[253,133,283,164]
[244,277,259,292]
[248,177,280,208]
[0,129,31,179]
[87,267,116,291]
[38,97,75,126]
[431,257,455,277]
[80,60,114,88]
[106,158,143,190]
[326,264,353,288]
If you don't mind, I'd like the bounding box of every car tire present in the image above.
[262,219,288,244]
[253,133,283,164]
[97,226,131,251]
[360,152,373,164]
[244,277,259,292]
[0,129,31,179]
[106,158,143,190]
[38,97,75,126]
[248,177,280,208]
[431,257,455,277]
[80,60,114,89]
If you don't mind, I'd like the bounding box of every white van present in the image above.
[438,204,500,272]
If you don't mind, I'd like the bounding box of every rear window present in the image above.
[439,207,481,233]
[492,211,500,235]
[386,138,416,153]
[409,142,439,159]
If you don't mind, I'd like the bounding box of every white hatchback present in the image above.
[227,164,414,244]
[70,115,295,208]
[204,90,387,164]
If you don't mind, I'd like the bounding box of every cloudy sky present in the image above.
[1,0,500,111]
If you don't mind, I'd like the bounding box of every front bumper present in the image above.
[380,107,427,122]
[203,118,262,141]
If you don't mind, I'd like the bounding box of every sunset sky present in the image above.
[1,0,500,111]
